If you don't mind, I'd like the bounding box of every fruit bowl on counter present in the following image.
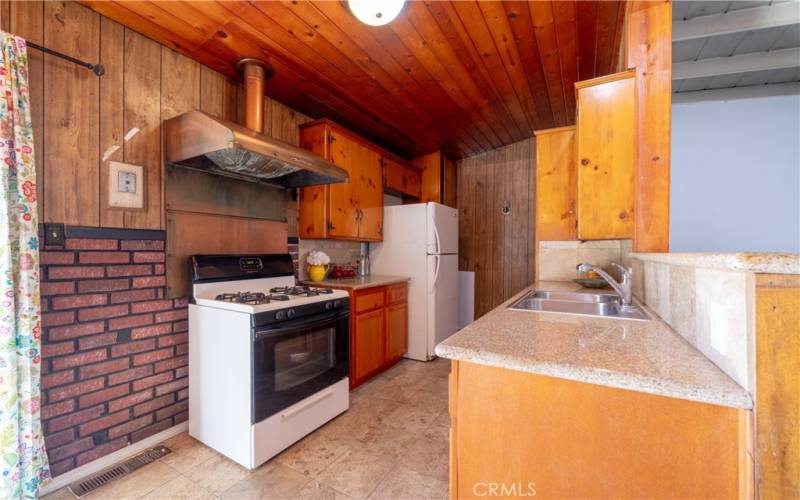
[328,263,357,279]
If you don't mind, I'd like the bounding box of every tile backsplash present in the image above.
[631,256,754,393]
[297,239,362,280]
[537,240,632,281]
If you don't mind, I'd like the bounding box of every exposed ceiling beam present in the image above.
[672,47,800,80]
[673,1,800,42]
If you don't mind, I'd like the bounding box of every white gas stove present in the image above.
[188,254,350,470]
[193,278,349,315]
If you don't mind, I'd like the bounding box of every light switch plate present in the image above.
[118,171,136,193]
[108,161,144,209]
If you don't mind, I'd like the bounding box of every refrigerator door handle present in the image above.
[431,219,441,255]
[430,255,441,294]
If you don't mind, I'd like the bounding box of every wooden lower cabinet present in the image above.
[385,302,408,362]
[349,282,408,388]
[353,309,384,382]
[449,360,753,499]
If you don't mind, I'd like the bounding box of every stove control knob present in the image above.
[325,302,333,311]
[333,300,342,309]
[287,309,296,319]
[275,310,286,321]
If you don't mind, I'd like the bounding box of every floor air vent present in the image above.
[67,445,172,498]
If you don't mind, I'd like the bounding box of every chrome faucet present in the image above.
[576,262,634,310]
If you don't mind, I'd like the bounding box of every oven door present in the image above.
[251,309,349,423]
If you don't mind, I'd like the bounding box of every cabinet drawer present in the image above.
[355,290,385,313]
[386,284,407,305]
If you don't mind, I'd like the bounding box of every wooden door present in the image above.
[328,129,361,239]
[385,303,408,362]
[353,308,385,383]
[356,146,384,241]
[535,126,577,241]
[298,124,330,238]
[576,71,637,240]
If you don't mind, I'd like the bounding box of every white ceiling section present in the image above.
[672,0,800,92]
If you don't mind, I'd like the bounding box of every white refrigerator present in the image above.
[370,202,459,361]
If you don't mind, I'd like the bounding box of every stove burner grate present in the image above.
[215,292,291,305]
[269,286,334,297]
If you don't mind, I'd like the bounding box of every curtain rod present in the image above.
[25,41,104,76]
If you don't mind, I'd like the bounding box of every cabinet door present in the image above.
[356,147,384,241]
[328,130,362,239]
[385,302,408,362]
[353,308,385,383]
[403,167,422,199]
[385,157,422,199]
[298,125,330,238]
[416,151,442,203]
[535,126,577,241]
[383,157,405,193]
[576,72,636,240]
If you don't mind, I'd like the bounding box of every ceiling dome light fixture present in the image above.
[348,0,406,27]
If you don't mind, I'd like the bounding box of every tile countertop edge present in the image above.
[299,275,410,290]
[631,252,800,275]
[434,344,753,410]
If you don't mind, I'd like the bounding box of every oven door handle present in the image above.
[280,386,337,420]
[253,310,349,340]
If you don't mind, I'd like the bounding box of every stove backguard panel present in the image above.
[164,165,289,298]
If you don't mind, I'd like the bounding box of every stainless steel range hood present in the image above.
[164,59,347,188]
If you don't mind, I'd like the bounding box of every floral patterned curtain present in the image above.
[0,32,50,498]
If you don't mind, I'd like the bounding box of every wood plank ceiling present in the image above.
[79,0,626,159]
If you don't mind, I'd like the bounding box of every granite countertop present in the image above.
[632,252,800,274]
[435,281,752,410]
[300,275,410,290]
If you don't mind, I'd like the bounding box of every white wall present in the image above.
[671,83,800,253]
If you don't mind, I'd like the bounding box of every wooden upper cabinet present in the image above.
[355,146,384,240]
[298,120,384,241]
[328,129,363,239]
[413,150,456,209]
[535,126,577,241]
[576,70,637,240]
[298,125,330,239]
[383,157,422,199]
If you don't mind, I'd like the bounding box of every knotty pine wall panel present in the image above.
[457,138,536,318]
[44,0,100,227]
[5,0,308,231]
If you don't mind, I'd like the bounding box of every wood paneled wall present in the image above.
[457,138,535,318]
[0,1,308,231]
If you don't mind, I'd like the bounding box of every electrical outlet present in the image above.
[108,161,144,209]
[44,223,65,246]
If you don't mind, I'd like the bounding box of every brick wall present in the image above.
[39,230,188,477]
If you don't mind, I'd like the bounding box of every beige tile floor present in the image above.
[43,358,451,500]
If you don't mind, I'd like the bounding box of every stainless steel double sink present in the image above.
[509,290,650,321]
